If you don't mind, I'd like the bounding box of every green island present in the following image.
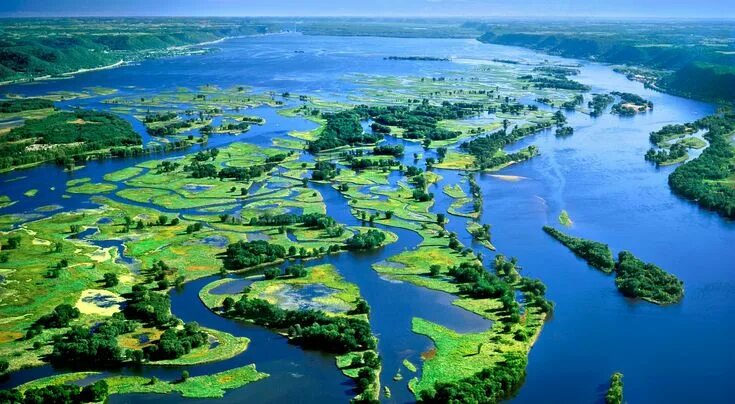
[542,226,615,272]
[605,372,624,404]
[544,226,684,304]
[558,210,573,227]
[667,113,735,218]
[5,364,267,402]
[0,109,142,171]
[615,251,684,304]
[199,264,382,401]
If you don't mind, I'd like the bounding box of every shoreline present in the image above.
[0,35,243,89]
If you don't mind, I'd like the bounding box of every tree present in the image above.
[181,370,190,382]
[264,268,281,280]
[222,297,235,312]
[157,215,168,226]
[79,380,109,402]
[352,298,371,315]
[429,264,441,277]
[0,359,8,374]
[103,272,119,288]
[436,213,446,226]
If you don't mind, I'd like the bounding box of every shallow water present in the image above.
[0,33,733,403]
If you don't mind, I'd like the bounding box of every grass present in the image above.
[248,264,362,315]
[150,328,250,366]
[67,182,118,194]
[678,137,707,149]
[0,217,130,372]
[17,372,99,393]
[0,195,15,209]
[442,184,467,199]
[403,358,417,373]
[104,166,143,182]
[105,364,268,398]
[24,189,38,197]
[466,221,496,250]
[558,210,573,226]
[66,177,91,187]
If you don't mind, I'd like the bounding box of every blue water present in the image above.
[0,33,733,403]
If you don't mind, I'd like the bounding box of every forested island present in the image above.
[0,108,142,170]
[542,226,615,272]
[668,113,735,218]
[544,227,684,304]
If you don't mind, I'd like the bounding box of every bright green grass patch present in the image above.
[17,372,99,393]
[105,364,268,398]
[67,182,118,194]
[249,264,362,315]
[403,358,417,373]
[0,195,15,209]
[150,328,249,366]
[66,177,91,187]
[442,184,466,199]
[24,189,38,197]
[678,136,707,149]
[558,210,573,226]
[104,166,144,182]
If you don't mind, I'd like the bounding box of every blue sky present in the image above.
[1,0,733,18]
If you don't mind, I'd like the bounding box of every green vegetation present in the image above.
[475,20,735,103]
[9,364,268,400]
[606,372,624,404]
[2,379,110,403]
[67,182,118,194]
[558,210,573,226]
[543,226,615,272]
[1,110,141,170]
[588,93,615,117]
[355,101,485,142]
[459,127,544,170]
[616,251,684,304]
[0,98,54,113]
[307,110,382,153]
[545,227,683,304]
[668,113,735,218]
[610,92,653,116]
[205,263,380,400]
[222,240,287,270]
[0,19,272,84]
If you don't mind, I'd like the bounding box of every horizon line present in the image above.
[1,14,734,20]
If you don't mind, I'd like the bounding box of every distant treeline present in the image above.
[0,19,272,83]
[0,97,54,113]
[384,56,449,62]
[476,27,735,103]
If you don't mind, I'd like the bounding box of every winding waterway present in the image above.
[1,34,734,403]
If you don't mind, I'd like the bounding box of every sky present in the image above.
[0,0,733,19]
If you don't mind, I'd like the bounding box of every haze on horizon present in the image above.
[1,0,733,19]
